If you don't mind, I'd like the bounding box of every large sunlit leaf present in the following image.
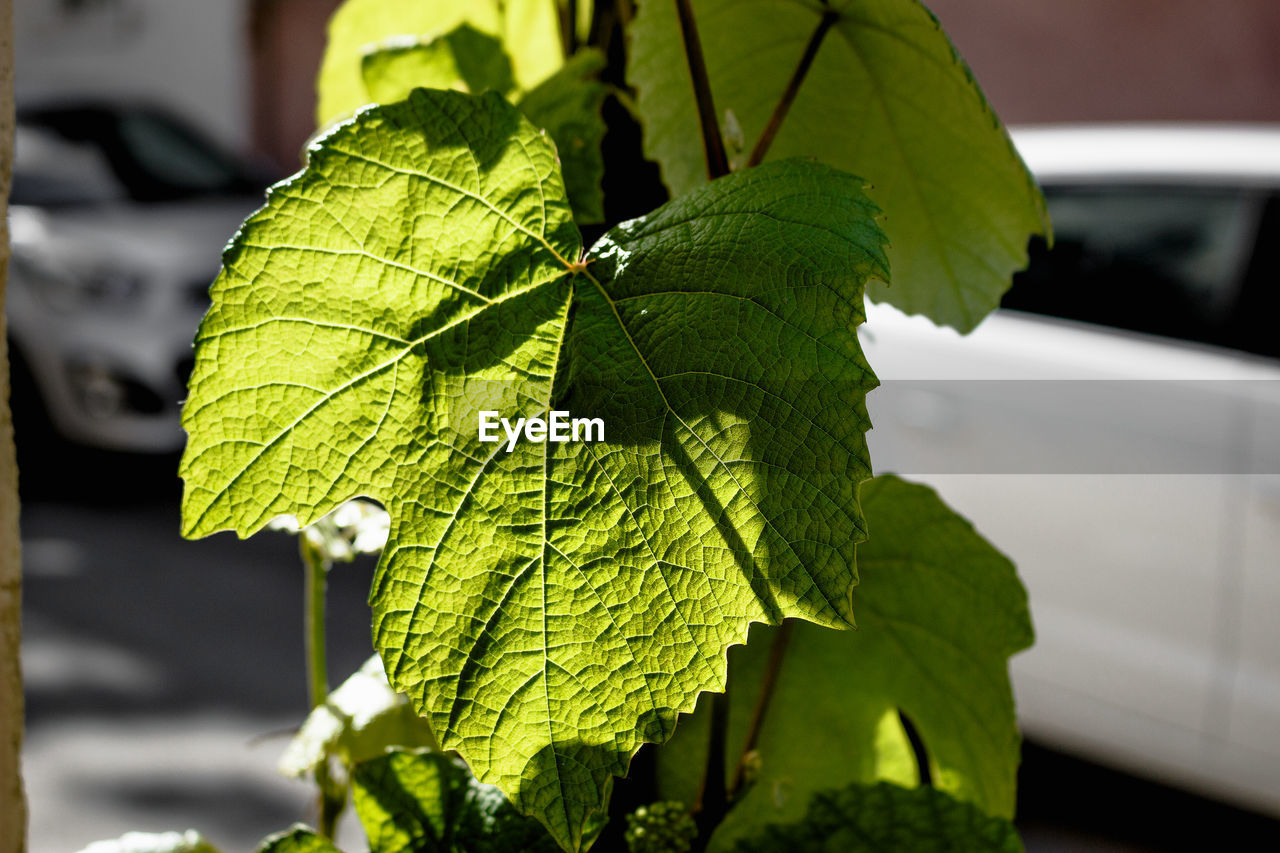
[628,0,1050,332]
[353,749,562,853]
[734,781,1023,853]
[317,0,562,128]
[180,89,886,850]
[656,475,1033,850]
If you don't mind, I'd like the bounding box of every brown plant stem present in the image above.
[747,8,839,167]
[692,689,731,848]
[558,0,579,59]
[673,0,730,179]
[727,620,794,798]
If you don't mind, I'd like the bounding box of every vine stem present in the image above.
[747,7,839,167]
[557,0,579,59]
[693,621,796,849]
[302,537,329,711]
[301,537,344,837]
[617,0,634,29]
[728,620,794,797]
[692,689,731,849]
[673,0,730,179]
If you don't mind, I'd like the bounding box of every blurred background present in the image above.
[11,0,1280,850]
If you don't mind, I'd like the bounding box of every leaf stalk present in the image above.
[557,0,579,59]
[301,537,345,837]
[673,0,730,179]
[692,688,731,849]
[302,537,330,711]
[728,619,794,798]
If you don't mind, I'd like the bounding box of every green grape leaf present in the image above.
[79,831,220,853]
[257,827,342,853]
[353,749,562,853]
[734,781,1023,853]
[361,35,608,224]
[317,0,561,128]
[278,655,437,780]
[628,0,1050,333]
[180,89,886,851]
[361,26,517,102]
[516,51,608,224]
[656,475,1033,850]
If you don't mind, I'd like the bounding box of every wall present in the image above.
[14,0,250,149]
[927,0,1280,125]
[249,0,341,171]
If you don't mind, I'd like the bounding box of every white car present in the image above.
[860,125,1280,816]
[7,102,265,453]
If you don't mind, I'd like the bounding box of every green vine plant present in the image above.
[83,1,1049,851]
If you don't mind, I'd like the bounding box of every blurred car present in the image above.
[7,101,268,452]
[860,125,1280,816]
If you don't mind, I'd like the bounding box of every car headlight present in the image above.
[12,251,148,313]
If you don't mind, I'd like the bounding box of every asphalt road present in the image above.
[18,450,1280,852]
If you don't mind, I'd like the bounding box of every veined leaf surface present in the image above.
[180,89,885,850]
[628,0,1049,332]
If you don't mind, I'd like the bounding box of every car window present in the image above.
[16,105,268,202]
[1002,185,1262,351]
[9,126,123,206]
[114,111,248,195]
[1232,192,1280,361]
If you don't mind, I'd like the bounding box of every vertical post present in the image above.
[0,1,26,850]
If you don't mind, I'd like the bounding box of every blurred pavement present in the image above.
[17,455,1280,852]
[20,466,375,852]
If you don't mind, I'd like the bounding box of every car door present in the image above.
[1214,192,1280,815]
[859,180,1268,799]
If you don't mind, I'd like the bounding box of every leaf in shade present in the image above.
[656,476,1033,850]
[352,749,562,853]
